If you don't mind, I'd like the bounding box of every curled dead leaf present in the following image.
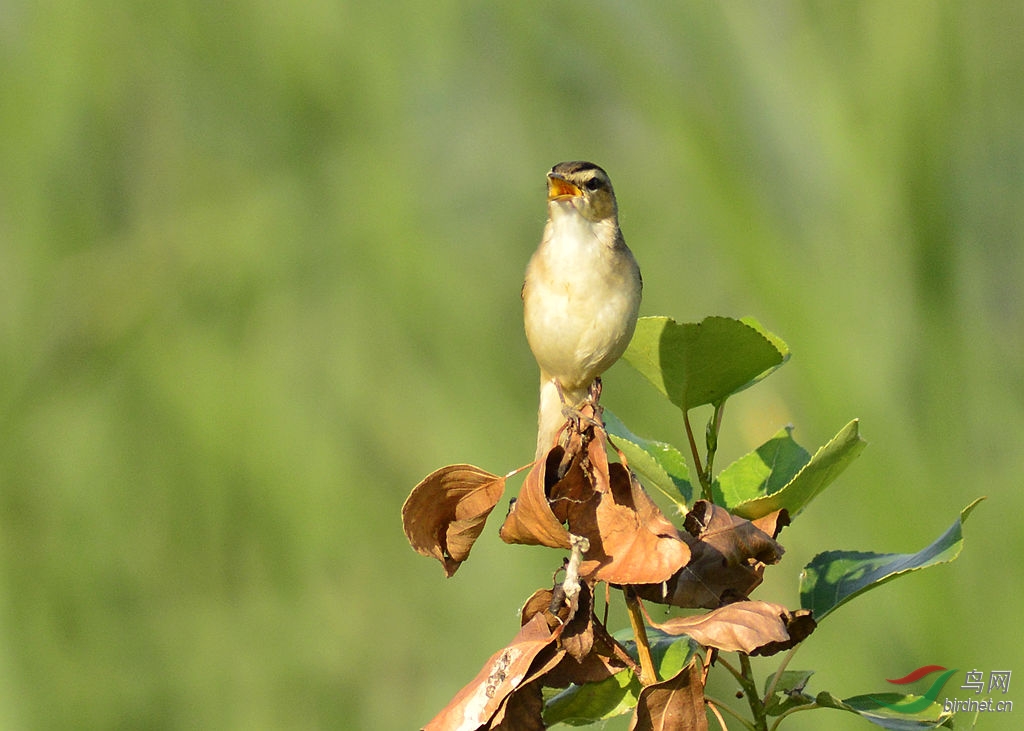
[629,660,708,731]
[498,450,578,549]
[503,413,691,586]
[518,581,588,644]
[402,464,506,577]
[519,584,630,689]
[635,501,785,608]
[424,613,562,731]
[750,608,815,656]
[648,601,816,656]
[578,463,691,585]
[683,501,785,565]
[519,588,558,628]
[751,508,790,540]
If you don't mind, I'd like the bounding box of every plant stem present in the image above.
[768,703,818,731]
[716,654,742,681]
[683,410,712,501]
[623,588,657,685]
[704,401,726,486]
[761,645,799,706]
[705,698,728,730]
[704,696,757,731]
[737,654,769,731]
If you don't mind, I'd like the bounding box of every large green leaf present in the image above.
[604,410,693,509]
[800,498,985,621]
[725,420,867,519]
[623,316,787,412]
[713,426,810,509]
[737,313,790,384]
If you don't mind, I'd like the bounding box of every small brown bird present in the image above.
[522,161,642,460]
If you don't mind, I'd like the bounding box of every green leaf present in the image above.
[623,316,787,412]
[763,669,816,715]
[604,410,693,508]
[813,691,955,729]
[764,669,815,698]
[646,630,699,679]
[739,316,791,384]
[727,420,867,519]
[542,630,697,726]
[713,426,810,508]
[541,664,636,726]
[800,498,985,621]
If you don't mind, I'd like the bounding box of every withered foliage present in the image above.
[630,662,709,731]
[423,613,562,731]
[402,397,816,730]
[402,464,507,577]
[500,419,691,585]
[647,601,815,656]
[633,501,788,609]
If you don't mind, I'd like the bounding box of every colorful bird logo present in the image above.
[874,665,958,713]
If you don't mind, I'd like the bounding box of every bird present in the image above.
[522,161,642,461]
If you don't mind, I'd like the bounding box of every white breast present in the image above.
[523,206,641,393]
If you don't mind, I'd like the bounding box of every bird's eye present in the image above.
[584,177,603,191]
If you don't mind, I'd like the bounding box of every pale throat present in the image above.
[543,205,619,267]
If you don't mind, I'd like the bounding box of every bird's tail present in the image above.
[535,377,588,461]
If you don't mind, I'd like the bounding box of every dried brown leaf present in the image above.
[498,452,577,549]
[648,601,815,655]
[556,581,595,662]
[629,660,707,731]
[518,582,593,655]
[402,464,507,577]
[489,679,545,730]
[518,581,629,689]
[750,608,815,656]
[685,501,785,565]
[751,508,790,540]
[635,500,785,608]
[519,589,557,628]
[490,628,567,730]
[503,403,690,587]
[576,463,691,585]
[543,589,632,688]
[423,613,561,731]
[543,639,627,689]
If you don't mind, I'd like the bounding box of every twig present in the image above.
[737,654,769,731]
[716,654,742,682]
[704,696,757,731]
[623,588,657,685]
[704,402,726,485]
[706,698,729,730]
[768,702,818,731]
[682,410,712,501]
[761,645,800,706]
[559,534,589,616]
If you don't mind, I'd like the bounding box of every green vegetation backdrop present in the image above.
[1,2,1021,729]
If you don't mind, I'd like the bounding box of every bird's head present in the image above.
[547,161,617,222]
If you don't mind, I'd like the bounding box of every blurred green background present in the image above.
[1,2,1021,729]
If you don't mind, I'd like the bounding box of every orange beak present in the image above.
[547,173,582,201]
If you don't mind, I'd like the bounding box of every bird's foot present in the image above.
[556,377,605,440]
